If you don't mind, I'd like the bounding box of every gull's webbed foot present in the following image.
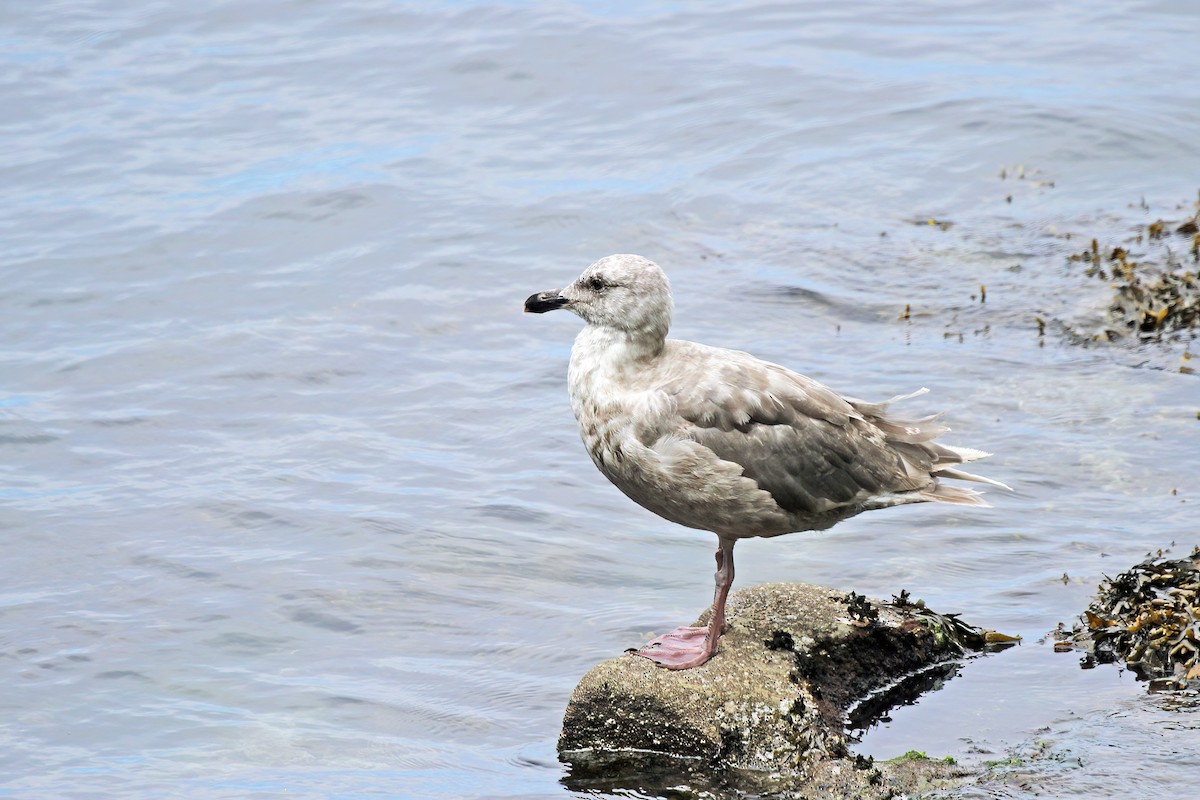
[633,625,718,669]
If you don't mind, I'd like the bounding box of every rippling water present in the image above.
[3,1,1198,797]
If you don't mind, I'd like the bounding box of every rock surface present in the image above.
[559,582,999,798]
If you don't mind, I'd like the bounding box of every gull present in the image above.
[524,254,1007,670]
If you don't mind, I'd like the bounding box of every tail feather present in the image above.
[871,415,949,444]
[932,466,1012,491]
[939,444,992,463]
[858,387,1011,502]
[918,483,991,507]
[846,387,930,417]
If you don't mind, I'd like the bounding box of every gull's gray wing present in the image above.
[650,341,947,515]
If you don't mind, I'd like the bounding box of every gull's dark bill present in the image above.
[524,291,569,313]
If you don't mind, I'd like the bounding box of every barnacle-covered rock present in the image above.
[559,583,1010,798]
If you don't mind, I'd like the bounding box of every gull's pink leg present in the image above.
[635,538,736,669]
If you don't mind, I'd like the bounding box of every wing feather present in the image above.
[651,342,930,515]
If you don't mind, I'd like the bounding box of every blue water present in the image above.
[2,1,1198,797]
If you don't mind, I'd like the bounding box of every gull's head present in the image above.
[524,254,673,341]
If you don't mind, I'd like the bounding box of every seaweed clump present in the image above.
[1067,208,1200,343]
[1080,547,1200,690]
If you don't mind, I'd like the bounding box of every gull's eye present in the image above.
[588,275,605,292]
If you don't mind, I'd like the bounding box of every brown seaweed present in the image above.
[1066,211,1200,342]
[1069,548,1200,691]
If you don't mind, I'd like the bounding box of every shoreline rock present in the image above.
[558,582,1009,798]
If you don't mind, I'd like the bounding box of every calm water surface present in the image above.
[2,1,1198,797]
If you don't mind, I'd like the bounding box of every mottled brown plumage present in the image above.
[525,254,1006,668]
